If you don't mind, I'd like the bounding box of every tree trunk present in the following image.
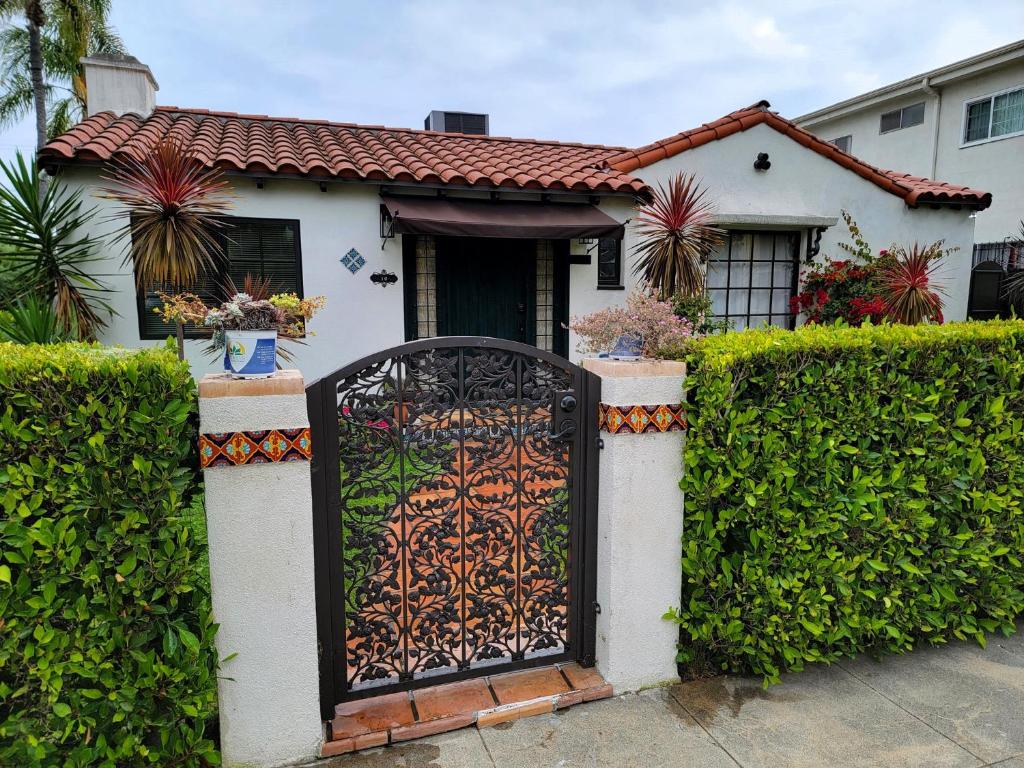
[175,321,185,361]
[26,0,48,197]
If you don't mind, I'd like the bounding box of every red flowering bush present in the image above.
[792,211,952,327]
[791,258,887,325]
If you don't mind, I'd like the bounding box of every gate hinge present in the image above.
[593,601,602,615]
[596,437,605,450]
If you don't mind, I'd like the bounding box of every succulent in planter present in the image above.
[157,290,325,378]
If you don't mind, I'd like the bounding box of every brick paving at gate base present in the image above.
[322,663,612,757]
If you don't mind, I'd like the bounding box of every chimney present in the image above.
[80,54,159,118]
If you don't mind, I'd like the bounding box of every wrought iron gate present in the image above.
[307,337,600,716]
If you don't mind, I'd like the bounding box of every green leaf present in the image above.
[0,565,10,584]
[178,628,201,655]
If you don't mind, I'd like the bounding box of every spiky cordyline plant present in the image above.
[101,137,233,290]
[631,172,724,299]
[878,242,946,324]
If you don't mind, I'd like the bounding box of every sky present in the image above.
[2,0,1024,159]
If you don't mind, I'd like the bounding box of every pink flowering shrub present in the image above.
[568,293,695,357]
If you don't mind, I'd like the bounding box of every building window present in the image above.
[829,135,852,153]
[964,87,1024,143]
[137,217,302,340]
[597,237,622,288]
[879,102,925,133]
[415,235,437,338]
[535,240,555,352]
[706,231,799,331]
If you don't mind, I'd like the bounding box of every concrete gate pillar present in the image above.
[198,370,323,767]
[582,359,687,693]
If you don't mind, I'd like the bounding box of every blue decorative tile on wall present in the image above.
[342,248,365,274]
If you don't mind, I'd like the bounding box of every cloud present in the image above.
[1,0,1022,158]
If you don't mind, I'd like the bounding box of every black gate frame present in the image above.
[306,337,601,720]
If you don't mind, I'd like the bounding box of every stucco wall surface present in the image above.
[584,360,686,693]
[199,380,323,767]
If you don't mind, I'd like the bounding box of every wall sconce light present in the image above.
[370,269,398,287]
[255,177,266,190]
[753,153,771,171]
[319,181,328,193]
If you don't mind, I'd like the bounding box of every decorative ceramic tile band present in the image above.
[598,403,687,435]
[199,428,312,468]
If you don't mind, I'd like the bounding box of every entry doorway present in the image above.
[403,235,569,356]
[437,237,534,343]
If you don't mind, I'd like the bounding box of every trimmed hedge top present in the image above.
[687,318,1024,370]
[673,320,1024,684]
[0,343,219,766]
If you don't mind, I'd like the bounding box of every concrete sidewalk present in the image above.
[311,628,1024,767]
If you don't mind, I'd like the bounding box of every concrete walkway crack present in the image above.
[664,686,746,768]
[474,727,499,768]
[835,659,985,765]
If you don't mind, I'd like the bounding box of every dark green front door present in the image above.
[436,237,535,344]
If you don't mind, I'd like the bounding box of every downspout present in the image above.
[922,76,941,179]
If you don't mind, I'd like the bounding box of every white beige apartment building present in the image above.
[797,40,1023,257]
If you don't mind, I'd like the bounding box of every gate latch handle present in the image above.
[550,419,577,442]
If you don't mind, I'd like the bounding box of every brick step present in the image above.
[322,663,613,757]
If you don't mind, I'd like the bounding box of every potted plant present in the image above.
[158,290,325,378]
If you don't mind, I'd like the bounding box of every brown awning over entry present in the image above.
[381,196,625,239]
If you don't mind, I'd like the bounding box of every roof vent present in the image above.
[424,110,489,136]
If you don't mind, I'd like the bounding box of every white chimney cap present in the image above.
[80,54,159,118]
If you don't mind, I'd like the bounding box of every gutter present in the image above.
[922,77,941,179]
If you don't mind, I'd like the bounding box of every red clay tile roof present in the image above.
[39,101,991,209]
[39,106,645,195]
[603,100,992,210]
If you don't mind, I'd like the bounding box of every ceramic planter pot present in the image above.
[225,329,277,378]
[610,333,643,360]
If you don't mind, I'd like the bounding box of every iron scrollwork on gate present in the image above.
[307,338,599,710]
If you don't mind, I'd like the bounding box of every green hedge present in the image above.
[673,321,1024,684]
[0,343,219,766]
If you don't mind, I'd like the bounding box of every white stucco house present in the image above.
[40,55,992,380]
[796,39,1023,254]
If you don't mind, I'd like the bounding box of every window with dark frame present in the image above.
[879,102,925,133]
[596,237,622,288]
[137,217,303,339]
[964,87,1024,143]
[706,231,800,331]
[830,135,853,153]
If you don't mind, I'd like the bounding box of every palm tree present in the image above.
[101,138,233,358]
[631,172,725,299]
[0,0,123,143]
